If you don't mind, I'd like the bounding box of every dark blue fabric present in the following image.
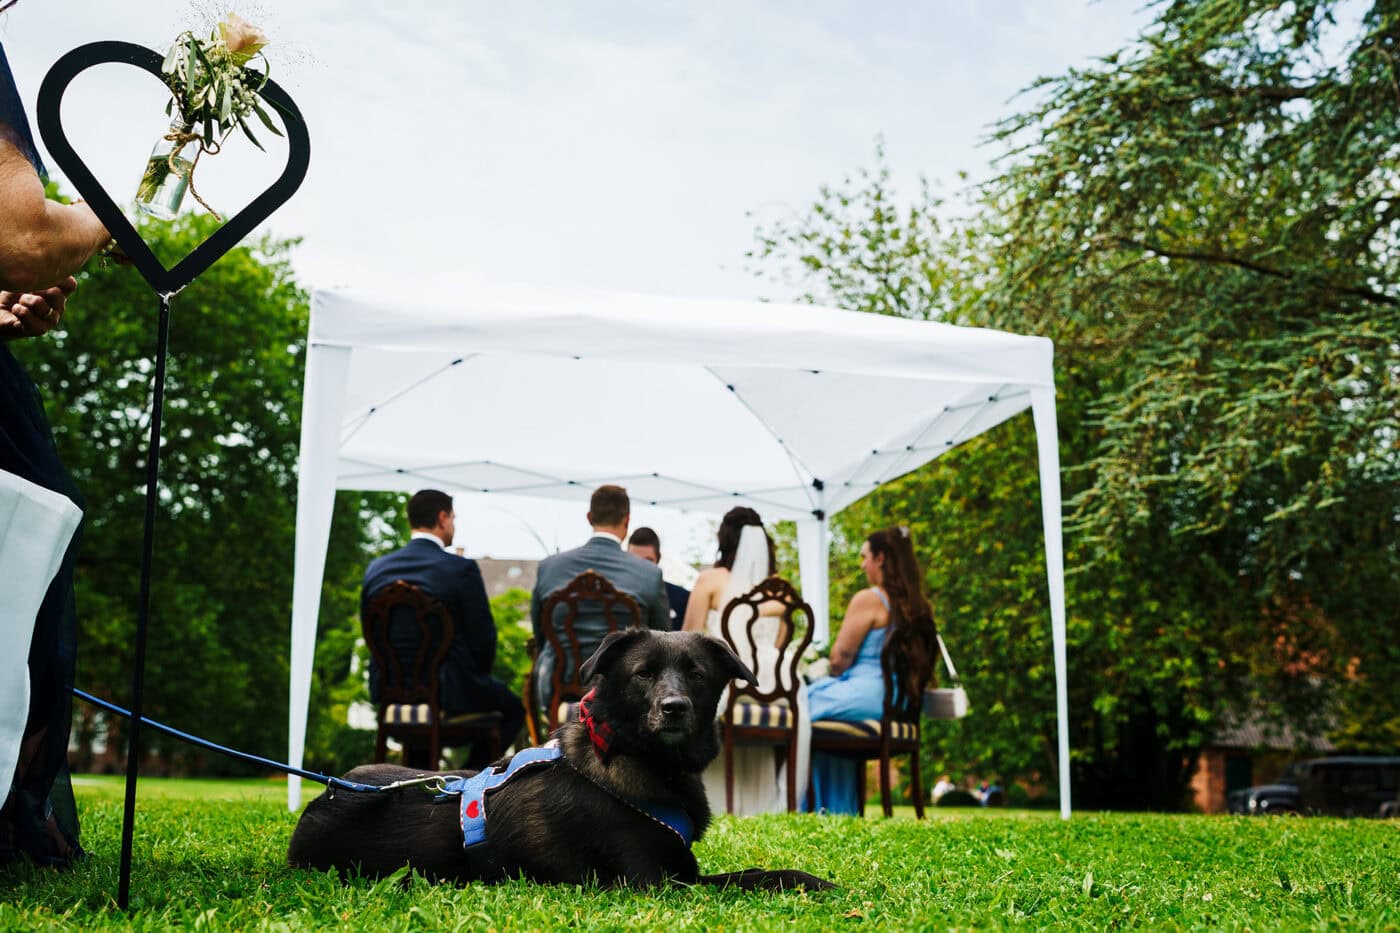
[0,39,83,868]
[664,581,690,631]
[362,538,501,710]
[640,801,695,847]
[0,41,46,175]
[362,538,523,766]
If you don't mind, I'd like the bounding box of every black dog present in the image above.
[288,629,833,891]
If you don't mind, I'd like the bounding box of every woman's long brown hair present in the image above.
[868,526,937,714]
[714,505,776,575]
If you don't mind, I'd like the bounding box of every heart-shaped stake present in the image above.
[36,40,310,295]
[33,40,310,912]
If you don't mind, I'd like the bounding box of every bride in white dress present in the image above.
[682,508,810,816]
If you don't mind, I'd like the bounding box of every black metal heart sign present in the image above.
[36,41,310,295]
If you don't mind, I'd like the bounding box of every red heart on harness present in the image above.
[465,799,481,819]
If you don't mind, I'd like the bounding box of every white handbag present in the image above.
[922,633,969,719]
[0,470,83,792]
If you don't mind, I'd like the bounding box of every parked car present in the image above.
[1227,775,1302,815]
[1228,756,1400,817]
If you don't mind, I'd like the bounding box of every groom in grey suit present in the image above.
[530,484,670,707]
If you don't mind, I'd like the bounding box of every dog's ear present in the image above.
[699,635,757,685]
[580,629,652,684]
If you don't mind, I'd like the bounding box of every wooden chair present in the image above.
[363,580,503,770]
[807,621,934,818]
[522,570,642,745]
[717,576,814,813]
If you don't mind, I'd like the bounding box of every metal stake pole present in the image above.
[117,291,173,910]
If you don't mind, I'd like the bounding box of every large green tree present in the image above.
[12,214,397,774]
[753,0,1399,808]
[982,0,1400,781]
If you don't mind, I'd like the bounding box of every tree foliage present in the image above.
[751,0,1399,808]
[13,214,398,774]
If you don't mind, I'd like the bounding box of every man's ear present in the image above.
[699,635,757,685]
[580,629,651,684]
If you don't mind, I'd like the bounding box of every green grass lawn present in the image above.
[2,777,1397,930]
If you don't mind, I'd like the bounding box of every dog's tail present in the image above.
[697,869,837,892]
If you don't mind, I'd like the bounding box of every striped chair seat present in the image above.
[554,700,582,728]
[729,701,794,730]
[382,704,503,727]
[811,718,918,743]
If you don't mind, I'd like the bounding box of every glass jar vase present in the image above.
[135,119,197,220]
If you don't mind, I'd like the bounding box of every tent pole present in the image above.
[815,506,830,645]
[286,343,352,812]
[797,492,831,646]
[1031,387,1071,820]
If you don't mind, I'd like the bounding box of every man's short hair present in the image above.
[407,489,453,529]
[628,526,660,554]
[589,484,630,527]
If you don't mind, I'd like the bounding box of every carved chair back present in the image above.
[532,569,643,734]
[362,579,453,711]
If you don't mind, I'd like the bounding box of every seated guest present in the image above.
[361,490,524,768]
[806,526,936,815]
[627,526,690,630]
[530,485,670,708]
[932,774,956,803]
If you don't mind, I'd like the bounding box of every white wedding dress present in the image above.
[700,526,811,816]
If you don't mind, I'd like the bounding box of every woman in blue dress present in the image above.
[806,526,936,814]
[1,18,110,866]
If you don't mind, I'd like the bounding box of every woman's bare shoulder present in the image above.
[693,567,727,591]
[847,587,882,609]
[848,587,889,627]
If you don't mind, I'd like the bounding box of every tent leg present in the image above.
[1031,387,1072,820]
[797,514,831,645]
[287,344,352,812]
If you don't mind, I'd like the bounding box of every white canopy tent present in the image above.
[288,285,1070,816]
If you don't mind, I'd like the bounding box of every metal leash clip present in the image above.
[376,774,453,795]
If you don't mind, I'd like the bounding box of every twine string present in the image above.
[163,127,224,221]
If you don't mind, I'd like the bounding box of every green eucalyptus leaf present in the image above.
[251,100,284,138]
[236,112,266,152]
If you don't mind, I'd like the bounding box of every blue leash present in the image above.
[71,688,447,795]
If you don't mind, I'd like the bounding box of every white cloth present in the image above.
[700,525,811,815]
[410,530,447,548]
[0,471,82,794]
[589,531,623,547]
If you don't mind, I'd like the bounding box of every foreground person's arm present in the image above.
[0,140,108,292]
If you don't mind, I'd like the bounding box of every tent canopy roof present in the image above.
[312,285,1055,520]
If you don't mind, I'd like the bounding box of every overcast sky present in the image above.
[3,1,1153,559]
[5,1,1152,299]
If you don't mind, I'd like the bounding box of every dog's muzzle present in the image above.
[650,694,695,744]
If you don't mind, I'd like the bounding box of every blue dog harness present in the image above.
[440,738,696,851]
[446,742,564,848]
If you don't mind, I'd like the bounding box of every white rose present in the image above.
[218,13,268,62]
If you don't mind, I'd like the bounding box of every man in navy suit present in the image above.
[362,490,524,767]
[627,526,690,631]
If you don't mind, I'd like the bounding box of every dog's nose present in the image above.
[661,696,691,719]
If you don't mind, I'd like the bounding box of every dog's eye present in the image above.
[686,667,705,681]
[634,669,654,681]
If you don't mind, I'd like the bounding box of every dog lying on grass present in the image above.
[288,629,834,892]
